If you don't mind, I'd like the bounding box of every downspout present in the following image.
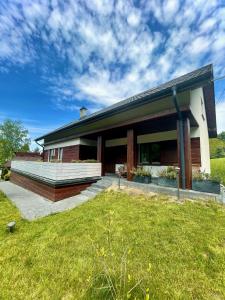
[172,86,186,189]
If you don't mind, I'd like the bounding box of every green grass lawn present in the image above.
[211,157,225,185]
[1,190,225,299]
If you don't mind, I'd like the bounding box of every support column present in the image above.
[177,118,192,189]
[184,118,192,189]
[177,119,185,189]
[97,136,105,176]
[127,128,137,181]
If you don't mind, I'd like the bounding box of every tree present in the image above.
[32,146,41,153]
[218,131,225,141]
[209,138,225,158]
[0,119,31,165]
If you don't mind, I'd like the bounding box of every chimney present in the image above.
[80,106,88,119]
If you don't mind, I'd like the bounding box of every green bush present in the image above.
[158,166,177,179]
[131,167,152,177]
[71,159,97,163]
[1,167,9,180]
[211,158,225,185]
[3,170,11,181]
[209,138,225,158]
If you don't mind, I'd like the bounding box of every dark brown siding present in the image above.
[191,138,201,165]
[11,171,94,201]
[161,138,201,166]
[62,145,80,162]
[43,145,80,162]
[43,150,48,161]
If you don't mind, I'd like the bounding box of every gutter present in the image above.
[172,86,186,189]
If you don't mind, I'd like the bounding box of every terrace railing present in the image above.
[11,161,102,181]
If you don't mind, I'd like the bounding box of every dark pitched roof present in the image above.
[35,64,215,141]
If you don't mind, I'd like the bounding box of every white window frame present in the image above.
[48,149,55,161]
[58,147,63,161]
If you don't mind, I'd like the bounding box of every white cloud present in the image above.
[127,12,141,27]
[0,0,225,135]
[188,36,211,55]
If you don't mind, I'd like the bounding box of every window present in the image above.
[201,97,205,121]
[139,143,161,165]
[58,148,63,161]
[48,149,55,161]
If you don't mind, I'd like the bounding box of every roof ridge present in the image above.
[35,64,213,141]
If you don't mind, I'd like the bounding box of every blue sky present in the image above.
[0,0,225,149]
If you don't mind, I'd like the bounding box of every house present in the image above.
[10,64,217,200]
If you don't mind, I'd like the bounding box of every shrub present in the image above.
[71,159,97,163]
[192,170,220,183]
[211,158,225,185]
[4,170,11,181]
[131,167,152,177]
[1,167,9,179]
[158,166,177,179]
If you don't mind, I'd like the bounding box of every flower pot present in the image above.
[192,180,220,194]
[133,175,151,184]
[151,177,158,185]
[158,177,177,188]
[143,176,151,184]
[133,175,143,183]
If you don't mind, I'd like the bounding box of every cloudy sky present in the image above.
[0,0,225,146]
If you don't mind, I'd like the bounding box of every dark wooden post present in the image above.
[97,136,105,176]
[176,118,192,189]
[176,120,182,188]
[127,128,137,181]
[184,118,192,189]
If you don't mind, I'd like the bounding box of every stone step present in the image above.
[92,184,110,190]
[87,186,104,193]
[81,190,98,198]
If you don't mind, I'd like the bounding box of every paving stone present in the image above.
[0,179,110,221]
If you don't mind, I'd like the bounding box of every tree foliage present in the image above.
[218,131,225,141]
[0,119,30,165]
[209,138,225,159]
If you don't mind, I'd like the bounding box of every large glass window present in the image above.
[48,149,55,161]
[58,148,63,161]
[139,143,161,165]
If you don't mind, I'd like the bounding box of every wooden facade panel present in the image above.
[127,129,137,180]
[191,138,201,164]
[43,145,80,162]
[62,145,80,162]
[10,172,93,201]
[184,118,192,189]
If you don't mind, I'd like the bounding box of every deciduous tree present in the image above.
[0,119,30,165]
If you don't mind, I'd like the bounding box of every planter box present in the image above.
[158,177,177,188]
[192,180,220,194]
[133,175,151,184]
[151,177,158,185]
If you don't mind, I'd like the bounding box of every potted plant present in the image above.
[158,166,178,188]
[192,171,220,194]
[131,167,152,184]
